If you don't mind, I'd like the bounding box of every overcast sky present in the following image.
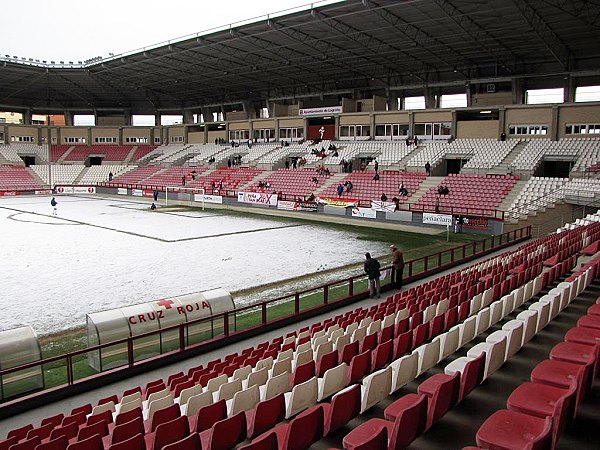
[2,0,337,62]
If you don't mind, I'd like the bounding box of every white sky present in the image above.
[1,0,334,62]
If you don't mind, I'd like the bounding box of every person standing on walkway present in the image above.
[390,245,405,289]
[425,161,431,176]
[364,252,381,298]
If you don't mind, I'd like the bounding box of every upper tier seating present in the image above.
[256,142,312,165]
[0,143,49,164]
[130,146,158,162]
[142,166,207,187]
[507,177,569,220]
[197,167,263,193]
[64,146,134,162]
[50,145,73,162]
[78,165,134,185]
[413,174,518,215]
[513,138,600,172]
[185,144,231,165]
[246,168,331,198]
[319,170,426,203]
[31,164,84,186]
[407,139,521,171]
[239,144,280,165]
[108,166,163,185]
[0,165,43,190]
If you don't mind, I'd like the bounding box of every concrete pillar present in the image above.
[424,86,435,109]
[93,109,98,126]
[184,125,189,144]
[248,120,254,142]
[37,127,43,144]
[202,108,214,122]
[56,127,62,145]
[563,76,576,103]
[64,111,73,126]
[370,113,375,140]
[163,127,169,145]
[23,109,32,125]
[203,125,208,144]
[465,84,472,107]
[87,127,92,146]
[551,106,559,141]
[149,128,155,145]
[123,111,132,126]
[118,127,123,145]
[303,118,308,141]
[451,111,457,139]
[183,110,194,124]
[274,118,280,141]
[511,78,524,104]
[154,113,161,127]
[2,125,8,144]
[499,108,506,139]
[408,111,414,138]
[334,115,340,140]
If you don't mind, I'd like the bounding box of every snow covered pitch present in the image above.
[0,195,389,335]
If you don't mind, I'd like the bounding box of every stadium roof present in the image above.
[2,0,600,114]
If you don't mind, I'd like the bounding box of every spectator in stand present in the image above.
[292,159,297,169]
[390,245,405,289]
[399,182,408,197]
[374,159,379,173]
[278,190,283,198]
[373,173,380,181]
[381,193,388,202]
[108,172,113,181]
[324,167,331,176]
[340,159,346,173]
[414,136,419,145]
[345,181,353,194]
[435,195,440,213]
[312,176,319,185]
[392,197,400,211]
[227,158,232,168]
[307,193,315,202]
[364,253,381,299]
[285,160,290,169]
[332,149,339,157]
[500,132,507,141]
[425,161,431,176]
[348,160,353,173]
[336,183,344,197]
[182,176,186,186]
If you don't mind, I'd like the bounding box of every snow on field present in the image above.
[0,195,389,335]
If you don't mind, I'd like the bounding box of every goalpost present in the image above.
[164,186,205,210]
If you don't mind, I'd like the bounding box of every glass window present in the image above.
[575,86,600,102]
[132,115,155,126]
[440,94,467,108]
[161,115,183,126]
[73,114,95,126]
[525,88,564,104]
[404,96,426,110]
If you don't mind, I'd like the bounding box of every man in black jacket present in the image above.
[364,253,381,298]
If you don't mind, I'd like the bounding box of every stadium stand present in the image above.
[63,146,134,162]
[196,167,263,193]
[0,165,43,190]
[4,218,598,449]
[31,164,84,186]
[246,168,331,199]
[0,143,49,164]
[318,170,427,203]
[185,144,233,166]
[513,138,600,172]
[78,165,135,185]
[108,166,163,185]
[141,166,207,187]
[129,146,158,162]
[50,146,73,162]
[412,174,518,215]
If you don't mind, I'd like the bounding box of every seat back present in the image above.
[161,433,201,450]
[10,436,41,450]
[146,394,174,423]
[475,307,491,336]
[281,405,324,450]
[323,384,361,437]
[111,416,144,446]
[41,414,64,428]
[230,384,260,415]
[153,416,189,450]
[216,378,242,401]
[205,373,228,394]
[318,363,348,401]
[317,349,339,377]
[65,433,103,450]
[25,424,52,441]
[342,423,387,450]
[285,376,318,418]
[415,340,441,377]
[293,349,314,369]
[360,332,378,353]
[206,411,247,450]
[419,372,460,430]
[263,371,290,401]
[371,339,393,371]
[178,384,203,407]
[339,341,358,366]
[107,433,145,450]
[314,340,333,363]
[194,399,227,433]
[290,360,315,387]
[237,431,277,450]
[90,401,115,417]
[360,366,392,413]
[149,402,180,432]
[501,320,525,358]
[393,331,412,359]
[390,353,419,393]
[246,367,268,389]
[248,393,286,438]
[517,310,538,345]
[114,406,142,426]
[233,365,252,381]
[440,326,460,360]
[270,357,292,377]
[77,419,108,441]
[458,353,485,401]
[389,393,428,448]
[119,397,142,415]
[33,435,67,450]
[7,424,33,442]
[347,350,371,384]
[49,422,77,442]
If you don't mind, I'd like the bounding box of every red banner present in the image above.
[307,124,335,140]
[464,216,489,230]
[0,191,18,196]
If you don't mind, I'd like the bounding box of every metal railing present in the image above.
[0,225,531,406]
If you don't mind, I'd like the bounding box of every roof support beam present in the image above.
[539,0,600,29]
[432,0,521,74]
[511,0,571,70]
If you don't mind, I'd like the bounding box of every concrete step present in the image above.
[498,180,528,210]
[124,146,137,164]
[73,167,89,184]
[408,176,443,205]
[314,172,346,195]
[27,167,48,188]
[56,146,75,164]
[238,170,274,191]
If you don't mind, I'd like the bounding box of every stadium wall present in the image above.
[456,120,499,139]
